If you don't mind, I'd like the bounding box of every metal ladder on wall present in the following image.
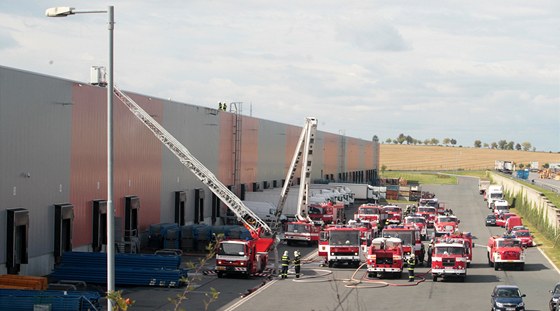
[113,87,272,237]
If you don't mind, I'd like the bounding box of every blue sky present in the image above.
[1,0,559,151]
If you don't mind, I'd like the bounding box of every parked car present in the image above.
[550,282,560,311]
[491,285,526,311]
[511,228,535,247]
[486,214,497,226]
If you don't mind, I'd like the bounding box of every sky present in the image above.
[1,1,559,151]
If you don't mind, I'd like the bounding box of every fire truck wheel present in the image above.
[432,275,437,282]
[367,273,375,278]
[217,272,224,278]
[460,275,465,282]
[519,263,525,271]
[467,262,471,268]
[287,240,293,246]
[494,263,499,271]
[328,261,334,268]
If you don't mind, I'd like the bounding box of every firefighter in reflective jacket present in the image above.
[293,250,301,278]
[281,251,290,279]
[407,254,416,282]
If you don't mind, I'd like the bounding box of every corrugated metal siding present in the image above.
[113,93,163,233]
[321,133,340,179]
[283,124,303,182]
[0,67,72,259]
[69,84,107,246]
[257,121,287,184]
[219,112,234,185]
[240,117,259,185]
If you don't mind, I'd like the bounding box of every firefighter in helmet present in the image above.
[407,254,416,282]
[293,250,301,278]
[281,250,290,279]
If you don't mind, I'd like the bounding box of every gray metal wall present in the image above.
[0,65,379,276]
[0,67,73,275]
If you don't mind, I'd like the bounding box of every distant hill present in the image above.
[379,144,560,171]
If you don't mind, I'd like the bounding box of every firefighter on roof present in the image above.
[407,254,416,282]
[281,251,290,279]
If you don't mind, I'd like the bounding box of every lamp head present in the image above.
[45,7,75,17]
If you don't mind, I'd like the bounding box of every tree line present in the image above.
[382,133,535,151]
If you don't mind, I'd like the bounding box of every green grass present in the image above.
[380,171,458,185]
[444,170,489,179]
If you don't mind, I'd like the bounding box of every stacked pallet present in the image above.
[50,252,188,287]
[0,289,101,311]
[0,275,48,290]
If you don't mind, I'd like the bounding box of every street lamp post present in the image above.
[46,6,115,310]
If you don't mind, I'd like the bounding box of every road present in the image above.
[126,176,558,311]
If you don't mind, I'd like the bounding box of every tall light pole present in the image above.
[46,6,115,310]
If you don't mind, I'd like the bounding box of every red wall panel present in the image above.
[69,85,163,246]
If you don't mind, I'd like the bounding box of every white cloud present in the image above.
[0,0,558,151]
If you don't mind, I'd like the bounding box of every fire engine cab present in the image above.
[487,234,525,271]
[417,205,437,228]
[366,237,404,279]
[435,232,473,267]
[404,215,427,240]
[319,226,362,268]
[382,225,424,264]
[431,242,468,282]
[354,203,384,225]
[433,215,460,237]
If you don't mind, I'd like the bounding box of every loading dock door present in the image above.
[6,208,29,274]
[194,189,204,224]
[125,196,140,241]
[54,203,74,263]
[175,191,186,226]
[92,200,107,252]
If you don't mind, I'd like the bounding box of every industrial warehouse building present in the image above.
[0,65,380,276]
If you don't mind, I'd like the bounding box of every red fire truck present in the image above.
[404,215,427,240]
[216,230,274,278]
[417,205,437,228]
[383,205,403,225]
[487,234,526,271]
[381,225,424,264]
[433,215,460,237]
[354,203,384,224]
[431,242,468,282]
[435,232,473,267]
[318,226,363,268]
[366,237,404,279]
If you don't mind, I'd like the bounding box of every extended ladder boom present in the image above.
[114,87,272,237]
[273,117,317,230]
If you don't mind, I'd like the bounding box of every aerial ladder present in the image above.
[272,117,320,248]
[272,117,318,232]
[113,87,272,239]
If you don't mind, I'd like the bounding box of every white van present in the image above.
[486,185,504,208]
[241,201,284,224]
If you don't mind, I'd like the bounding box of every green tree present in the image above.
[430,138,439,145]
[506,141,514,150]
[498,140,507,149]
[450,138,457,146]
[424,139,430,145]
[385,138,392,144]
[543,163,550,169]
[442,138,450,146]
[405,135,414,144]
[521,141,532,151]
[515,143,522,150]
[474,140,482,148]
[491,142,498,149]
[397,133,406,144]
[483,143,489,148]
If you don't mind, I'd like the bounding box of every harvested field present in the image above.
[380,144,560,171]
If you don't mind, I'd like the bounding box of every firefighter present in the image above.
[293,250,301,278]
[281,250,290,279]
[407,254,416,282]
[427,239,434,266]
